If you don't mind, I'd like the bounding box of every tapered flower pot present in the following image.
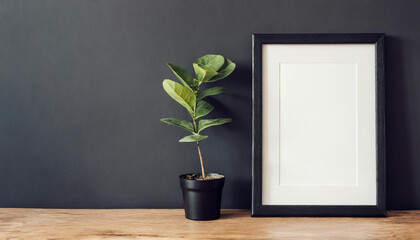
[179,173,225,221]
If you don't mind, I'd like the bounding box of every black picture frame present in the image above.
[252,34,386,217]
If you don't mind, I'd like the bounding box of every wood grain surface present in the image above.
[0,209,419,239]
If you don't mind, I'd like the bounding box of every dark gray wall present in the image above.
[0,0,419,209]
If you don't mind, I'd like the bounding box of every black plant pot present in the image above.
[179,173,225,221]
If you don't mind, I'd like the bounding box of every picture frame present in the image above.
[252,34,386,217]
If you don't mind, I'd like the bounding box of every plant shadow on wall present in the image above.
[385,35,415,210]
[207,62,252,209]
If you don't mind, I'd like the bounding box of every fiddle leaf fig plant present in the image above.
[161,54,235,180]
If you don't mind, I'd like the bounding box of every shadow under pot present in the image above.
[179,173,225,221]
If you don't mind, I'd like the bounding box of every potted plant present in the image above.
[161,54,236,220]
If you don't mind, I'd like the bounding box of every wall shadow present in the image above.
[385,35,415,209]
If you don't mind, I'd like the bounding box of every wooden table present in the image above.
[0,209,419,239]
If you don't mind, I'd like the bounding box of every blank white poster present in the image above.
[262,44,377,205]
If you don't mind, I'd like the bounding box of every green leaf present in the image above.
[179,134,208,142]
[160,118,195,133]
[198,87,228,100]
[193,63,218,83]
[162,79,196,115]
[198,118,232,133]
[166,63,194,91]
[192,63,205,82]
[206,59,236,82]
[194,55,225,71]
[195,100,214,119]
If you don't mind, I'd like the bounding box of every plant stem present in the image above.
[192,108,205,179]
[196,141,206,179]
